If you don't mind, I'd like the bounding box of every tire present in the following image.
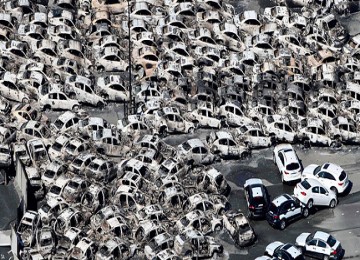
[44,105,51,112]
[72,105,79,112]
[307,199,313,209]
[193,120,199,128]
[22,97,29,103]
[330,187,338,196]
[241,152,249,160]
[302,207,309,218]
[97,101,105,108]
[247,210,253,219]
[323,255,329,260]
[214,224,222,232]
[329,199,336,208]
[70,93,76,99]
[188,127,194,134]
[281,173,285,183]
[279,219,286,230]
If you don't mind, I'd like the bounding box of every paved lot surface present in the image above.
[0,184,19,231]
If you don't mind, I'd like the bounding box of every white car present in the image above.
[265,241,304,260]
[294,178,337,209]
[273,144,302,183]
[295,231,344,260]
[301,163,350,195]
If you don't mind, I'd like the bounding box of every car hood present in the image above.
[266,241,284,256]
[295,232,311,247]
[302,164,319,176]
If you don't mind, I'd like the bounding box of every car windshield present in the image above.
[54,119,64,129]
[314,166,321,175]
[327,235,337,247]
[286,163,299,171]
[72,159,82,167]
[182,142,191,151]
[339,171,346,181]
[268,203,278,213]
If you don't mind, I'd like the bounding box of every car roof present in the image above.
[281,243,301,258]
[272,194,292,207]
[244,178,263,188]
[187,138,205,148]
[321,163,343,176]
[313,231,330,241]
[283,149,299,164]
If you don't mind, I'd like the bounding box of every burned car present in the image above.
[17,211,41,248]
[177,138,216,165]
[206,131,250,159]
[263,115,298,143]
[196,167,231,196]
[174,229,223,258]
[234,124,272,148]
[298,117,332,146]
[222,210,256,247]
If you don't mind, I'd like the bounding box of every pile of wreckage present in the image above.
[0,0,357,258]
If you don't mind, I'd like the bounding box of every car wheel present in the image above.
[72,105,79,112]
[247,210,253,219]
[44,105,51,112]
[188,127,194,134]
[307,199,313,209]
[193,120,199,128]
[329,199,336,208]
[323,255,329,260]
[214,224,222,232]
[281,173,285,184]
[241,152,249,160]
[330,187,338,196]
[302,207,309,218]
[22,97,29,104]
[279,219,286,230]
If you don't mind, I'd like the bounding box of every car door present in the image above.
[305,239,319,258]
[276,151,285,173]
[57,93,69,109]
[318,186,330,206]
[289,201,301,220]
[311,186,321,205]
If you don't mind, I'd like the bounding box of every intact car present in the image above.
[273,144,302,183]
[244,178,270,219]
[265,241,305,260]
[266,194,309,230]
[222,210,256,247]
[294,178,337,209]
[295,231,345,260]
[301,163,350,195]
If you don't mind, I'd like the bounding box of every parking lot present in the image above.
[163,129,360,259]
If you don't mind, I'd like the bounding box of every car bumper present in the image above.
[284,172,301,182]
[338,179,350,194]
[266,214,280,228]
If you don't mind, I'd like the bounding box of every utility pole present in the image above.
[125,0,133,120]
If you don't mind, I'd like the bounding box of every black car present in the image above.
[244,178,270,219]
[266,194,309,230]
